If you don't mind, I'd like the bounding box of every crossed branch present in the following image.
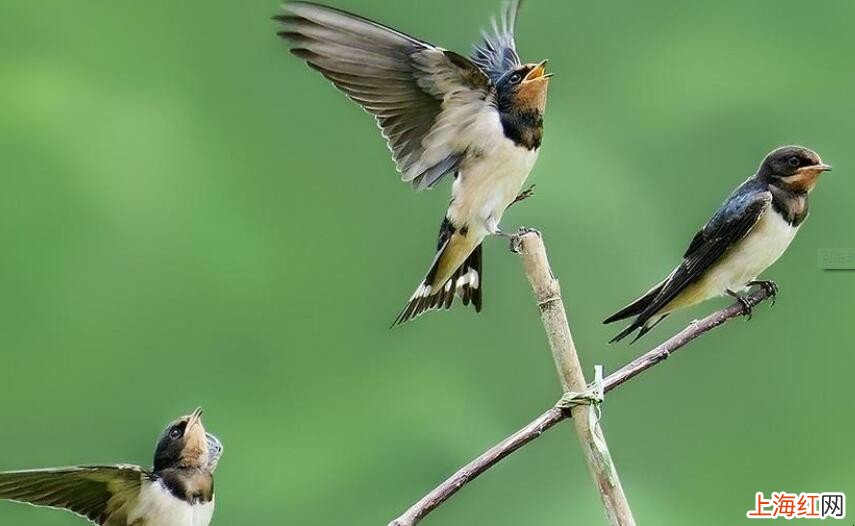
[389,231,773,526]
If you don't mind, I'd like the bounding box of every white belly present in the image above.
[448,131,539,236]
[124,482,214,526]
[701,210,798,298]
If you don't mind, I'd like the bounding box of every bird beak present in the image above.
[800,163,833,174]
[524,60,552,81]
[187,407,204,431]
[179,407,212,468]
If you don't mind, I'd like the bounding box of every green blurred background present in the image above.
[1,0,853,524]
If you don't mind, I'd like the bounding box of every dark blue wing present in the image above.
[644,185,773,318]
[471,0,522,83]
[684,179,770,258]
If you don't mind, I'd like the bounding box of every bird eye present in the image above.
[169,426,184,440]
[509,73,522,84]
[788,156,800,167]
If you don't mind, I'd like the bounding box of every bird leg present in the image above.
[748,280,778,306]
[507,184,536,209]
[726,289,753,320]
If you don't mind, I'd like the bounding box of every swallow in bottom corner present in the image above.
[0,408,223,526]
[604,145,832,344]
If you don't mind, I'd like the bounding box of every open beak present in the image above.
[186,407,204,431]
[524,60,552,81]
[180,407,212,467]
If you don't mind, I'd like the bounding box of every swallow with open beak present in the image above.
[605,145,832,343]
[0,408,223,525]
[274,1,552,325]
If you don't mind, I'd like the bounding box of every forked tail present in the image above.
[393,241,482,326]
[603,280,667,343]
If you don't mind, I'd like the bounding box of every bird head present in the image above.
[759,145,832,193]
[496,60,552,115]
[153,408,223,473]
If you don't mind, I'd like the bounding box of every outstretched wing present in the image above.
[0,465,145,525]
[276,2,496,190]
[638,189,774,320]
[471,0,523,82]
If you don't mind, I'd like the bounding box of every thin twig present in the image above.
[387,407,564,526]
[388,232,772,526]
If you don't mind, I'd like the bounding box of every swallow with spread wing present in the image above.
[275,1,552,325]
[605,146,832,343]
[0,408,223,525]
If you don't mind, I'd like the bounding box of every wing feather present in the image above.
[276,1,496,190]
[0,465,145,525]
[471,0,523,82]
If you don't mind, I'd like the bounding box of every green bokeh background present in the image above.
[1,1,853,524]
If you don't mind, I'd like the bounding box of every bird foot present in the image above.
[727,289,753,320]
[748,280,778,305]
[508,184,536,209]
[496,226,541,253]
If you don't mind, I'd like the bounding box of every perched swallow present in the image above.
[605,145,832,343]
[274,1,551,325]
[0,408,223,526]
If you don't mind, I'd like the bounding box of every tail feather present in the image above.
[609,322,642,344]
[609,313,670,344]
[606,277,676,343]
[459,243,482,308]
[603,281,665,325]
[393,244,482,326]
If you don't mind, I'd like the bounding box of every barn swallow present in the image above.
[605,145,832,343]
[0,408,223,526]
[274,1,551,325]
